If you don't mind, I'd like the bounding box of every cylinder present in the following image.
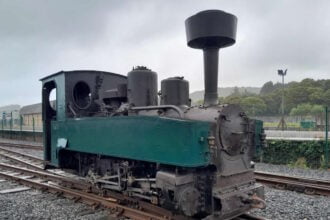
[161,77,189,106]
[127,66,158,107]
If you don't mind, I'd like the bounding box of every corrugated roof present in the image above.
[20,101,56,115]
[20,103,42,115]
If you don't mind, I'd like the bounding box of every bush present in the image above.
[260,140,327,169]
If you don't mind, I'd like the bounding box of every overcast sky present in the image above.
[0,0,329,106]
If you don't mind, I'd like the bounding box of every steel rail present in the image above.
[0,142,43,150]
[0,148,177,219]
[254,171,330,196]
[0,165,173,220]
[0,146,43,161]
[0,162,92,191]
[0,146,44,170]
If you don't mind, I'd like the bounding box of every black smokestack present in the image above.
[185,10,237,106]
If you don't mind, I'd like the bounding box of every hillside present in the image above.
[190,87,260,102]
[0,104,20,113]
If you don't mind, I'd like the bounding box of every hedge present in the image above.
[258,140,328,169]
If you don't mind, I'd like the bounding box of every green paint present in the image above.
[50,116,210,167]
[41,72,66,161]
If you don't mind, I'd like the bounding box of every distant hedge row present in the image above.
[257,140,328,169]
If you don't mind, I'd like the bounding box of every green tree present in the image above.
[260,81,274,95]
[300,78,317,87]
[240,96,266,116]
[323,89,330,106]
[286,85,310,106]
[322,80,330,91]
[261,93,281,115]
[290,103,313,120]
[310,105,324,124]
[223,95,242,105]
[308,88,324,105]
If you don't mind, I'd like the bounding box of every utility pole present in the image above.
[277,69,287,130]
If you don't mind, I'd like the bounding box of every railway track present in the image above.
[0,146,177,219]
[0,146,44,170]
[0,142,43,150]
[254,171,330,196]
[0,142,267,220]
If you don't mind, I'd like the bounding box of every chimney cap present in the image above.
[185,10,237,49]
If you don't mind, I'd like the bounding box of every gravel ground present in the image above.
[0,180,117,220]
[250,186,330,220]
[255,163,330,181]
[253,163,330,219]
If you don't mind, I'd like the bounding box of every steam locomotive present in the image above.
[41,10,265,219]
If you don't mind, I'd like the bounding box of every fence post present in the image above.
[10,111,12,139]
[33,117,36,142]
[325,106,329,169]
[1,118,3,138]
[20,115,23,140]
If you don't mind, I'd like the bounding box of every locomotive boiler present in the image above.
[41,10,265,219]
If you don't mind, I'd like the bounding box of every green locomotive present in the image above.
[41,10,265,219]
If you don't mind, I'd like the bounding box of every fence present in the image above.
[257,106,330,169]
[256,107,329,132]
[0,111,42,142]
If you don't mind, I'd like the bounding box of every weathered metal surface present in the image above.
[160,77,190,106]
[51,116,210,167]
[127,66,158,107]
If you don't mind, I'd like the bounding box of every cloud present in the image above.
[0,0,329,106]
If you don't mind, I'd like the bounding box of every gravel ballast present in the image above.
[250,186,330,219]
[0,180,115,220]
[253,162,330,219]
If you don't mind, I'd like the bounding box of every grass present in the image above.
[264,122,300,128]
